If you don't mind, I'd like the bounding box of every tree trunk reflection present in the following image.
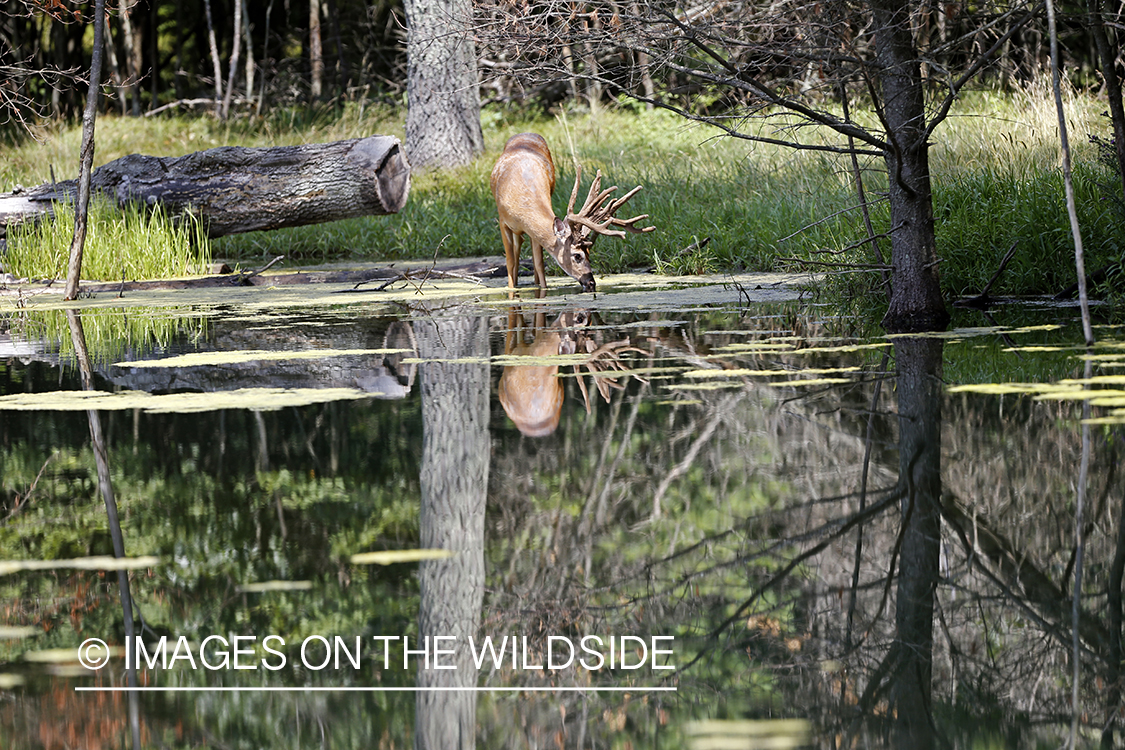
[889,336,943,749]
[65,310,141,750]
[413,312,490,750]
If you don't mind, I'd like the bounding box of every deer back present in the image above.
[490,133,558,239]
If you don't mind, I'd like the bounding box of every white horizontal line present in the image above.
[75,686,677,693]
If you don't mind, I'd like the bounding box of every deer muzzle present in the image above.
[578,273,597,293]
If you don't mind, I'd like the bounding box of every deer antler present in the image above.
[571,336,651,413]
[566,167,655,247]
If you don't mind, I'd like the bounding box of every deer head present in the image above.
[549,217,596,293]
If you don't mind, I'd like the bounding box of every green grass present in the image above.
[208,104,877,273]
[3,85,1123,298]
[5,198,211,282]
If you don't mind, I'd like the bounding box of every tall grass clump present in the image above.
[6,198,211,282]
[929,83,1124,297]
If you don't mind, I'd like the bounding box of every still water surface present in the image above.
[0,273,1120,748]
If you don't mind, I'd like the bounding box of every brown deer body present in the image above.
[491,133,596,292]
[498,308,586,437]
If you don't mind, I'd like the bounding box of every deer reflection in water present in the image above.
[498,305,648,437]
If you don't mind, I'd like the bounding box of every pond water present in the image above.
[0,271,1121,749]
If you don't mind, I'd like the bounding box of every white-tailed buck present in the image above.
[490,133,654,293]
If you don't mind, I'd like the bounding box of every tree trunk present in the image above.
[2,136,410,240]
[203,0,224,116]
[1089,0,1125,208]
[103,12,127,115]
[309,0,323,100]
[414,312,490,750]
[119,0,141,116]
[403,0,483,168]
[872,0,950,333]
[64,0,108,300]
[325,0,351,91]
[222,0,243,120]
[242,0,255,106]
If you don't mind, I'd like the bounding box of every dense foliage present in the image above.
[0,0,1115,123]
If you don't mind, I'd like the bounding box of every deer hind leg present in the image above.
[501,224,523,288]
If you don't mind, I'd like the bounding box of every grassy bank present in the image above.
[5,198,210,283]
[2,84,1121,298]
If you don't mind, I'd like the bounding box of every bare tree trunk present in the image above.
[64,0,108,301]
[636,49,654,107]
[242,0,255,106]
[562,42,579,101]
[103,12,126,115]
[222,0,243,120]
[1088,0,1125,216]
[119,0,140,116]
[325,0,351,92]
[257,0,275,116]
[173,0,185,100]
[403,0,484,168]
[203,0,224,116]
[150,4,158,107]
[1046,0,1094,346]
[309,0,324,100]
[581,15,601,109]
[872,0,949,333]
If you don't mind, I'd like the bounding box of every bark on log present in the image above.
[0,135,410,239]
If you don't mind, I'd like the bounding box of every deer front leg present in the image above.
[531,241,548,289]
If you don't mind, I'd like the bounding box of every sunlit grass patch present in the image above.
[6,197,211,282]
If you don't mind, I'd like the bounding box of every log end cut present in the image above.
[349,136,411,215]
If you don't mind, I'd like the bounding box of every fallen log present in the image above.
[0,135,410,240]
[11,258,511,295]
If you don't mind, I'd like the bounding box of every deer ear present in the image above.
[554,217,570,238]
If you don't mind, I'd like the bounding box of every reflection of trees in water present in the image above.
[65,310,142,750]
[414,311,490,749]
[485,315,1121,746]
[4,306,1124,746]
